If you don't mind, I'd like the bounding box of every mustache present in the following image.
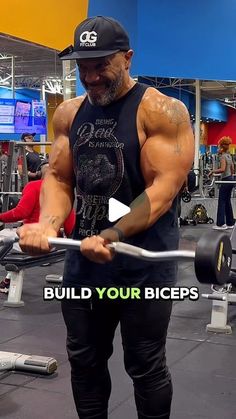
[81,80,111,89]
[86,83,102,87]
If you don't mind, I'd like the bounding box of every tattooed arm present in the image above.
[108,90,194,238]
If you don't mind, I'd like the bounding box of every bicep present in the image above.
[141,122,194,196]
[50,104,75,185]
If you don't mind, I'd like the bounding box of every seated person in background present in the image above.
[18,133,44,181]
[0,160,75,293]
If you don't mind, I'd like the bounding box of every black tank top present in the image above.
[63,83,179,287]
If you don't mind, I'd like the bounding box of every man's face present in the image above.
[24,135,34,142]
[76,52,128,106]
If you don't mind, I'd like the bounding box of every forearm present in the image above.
[102,184,176,241]
[212,168,224,174]
[39,174,74,232]
[28,170,41,180]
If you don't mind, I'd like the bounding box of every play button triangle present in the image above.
[108,198,131,222]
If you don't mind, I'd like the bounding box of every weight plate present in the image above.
[195,231,232,285]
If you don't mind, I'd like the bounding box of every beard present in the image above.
[82,71,124,106]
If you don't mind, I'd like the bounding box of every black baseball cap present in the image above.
[59,16,130,60]
[21,132,36,140]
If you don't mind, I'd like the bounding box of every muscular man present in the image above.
[18,16,194,419]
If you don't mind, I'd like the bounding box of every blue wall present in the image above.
[0,88,39,101]
[87,0,138,75]
[138,0,236,80]
[88,0,236,81]
[196,99,227,122]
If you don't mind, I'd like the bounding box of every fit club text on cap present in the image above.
[59,16,130,60]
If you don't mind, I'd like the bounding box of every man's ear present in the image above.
[124,50,133,69]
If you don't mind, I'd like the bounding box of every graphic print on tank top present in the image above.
[73,118,125,236]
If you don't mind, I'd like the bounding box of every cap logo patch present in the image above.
[79,31,97,47]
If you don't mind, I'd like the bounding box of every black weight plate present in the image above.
[194,231,232,285]
[181,191,191,203]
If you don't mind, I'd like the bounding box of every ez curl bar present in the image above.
[0,230,232,285]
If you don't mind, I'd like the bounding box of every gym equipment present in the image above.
[208,188,215,198]
[215,180,236,184]
[202,284,236,334]
[179,217,197,226]
[187,170,197,193]
[187,204,214,225]
[0,193,21,212]
[0,352,57,374]
[45,274,63,283]
[0,231,232,286]
[201,226,236,334]
[0,249,66,307]
[181,190,191,203]
[1,141,50,212]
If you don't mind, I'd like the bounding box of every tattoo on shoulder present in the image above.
[157,98,189,124]
[157,98,189,154]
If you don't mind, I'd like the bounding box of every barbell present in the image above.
[0,230,232,286]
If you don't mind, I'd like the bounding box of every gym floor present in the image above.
[0,224,236,419]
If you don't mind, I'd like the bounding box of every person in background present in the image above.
[18,133,44,181]
[0,160,75,293]
[0,149,8,165]
[209,136,235,230]
[17,16,194,419]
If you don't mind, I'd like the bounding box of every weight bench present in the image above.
[0,249,66,307]
[202,225,236,334]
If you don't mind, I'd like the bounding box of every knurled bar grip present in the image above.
[47,237,195,262]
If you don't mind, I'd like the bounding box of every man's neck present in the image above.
[116,77,136,101]
[25,145,34,152]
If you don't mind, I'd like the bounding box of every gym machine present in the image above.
[0,248,66,307]
[1,141,51,212]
